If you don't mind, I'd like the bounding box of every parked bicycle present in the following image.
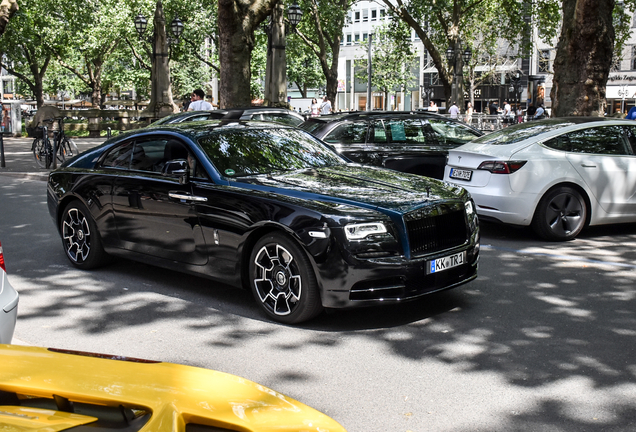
[32,117,78,169]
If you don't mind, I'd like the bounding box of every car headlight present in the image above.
[344,222,388,240]
[465,200,474,216]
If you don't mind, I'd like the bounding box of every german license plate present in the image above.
[428,251,465,274]
[450,168,472,181]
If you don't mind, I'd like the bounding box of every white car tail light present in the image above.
[477,160,527,174]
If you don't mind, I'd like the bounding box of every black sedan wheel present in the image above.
[61,201,109,269]
[249,233,323,324]
[532,186,587,241]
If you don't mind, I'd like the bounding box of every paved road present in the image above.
[1,172,636,431]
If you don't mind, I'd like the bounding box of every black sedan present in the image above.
[47,121,479,324]
[300,111,483,179]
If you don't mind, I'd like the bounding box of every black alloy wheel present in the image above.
[61,201,109,269]
[249,233,323,324]
[532,186,587,241]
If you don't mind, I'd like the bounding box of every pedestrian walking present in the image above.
[429,101,438,112]
[449,101,460,119]
[310,98,320,116]
[319,96,332,115]
[464,102,473,124]
[187,89,212,111]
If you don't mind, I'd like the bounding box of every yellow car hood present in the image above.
[0,344,346,432]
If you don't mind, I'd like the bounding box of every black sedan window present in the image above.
[323,122,367,144]
[427,119,481,144]
[197,128,346,177]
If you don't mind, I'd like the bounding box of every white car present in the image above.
[0,241,18,343]
[444,117,636,241]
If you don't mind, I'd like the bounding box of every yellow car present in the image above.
[0,344,346,432]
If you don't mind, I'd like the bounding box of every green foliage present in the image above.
[354,21,417,99]
[286,34,323,97]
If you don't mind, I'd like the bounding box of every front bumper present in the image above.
[317,240,479,309]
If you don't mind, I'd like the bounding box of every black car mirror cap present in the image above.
[162,159,190,184]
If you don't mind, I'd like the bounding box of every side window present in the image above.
[370,120,387,143]
[544,135,572,152]
[323,122,368,144]
[427,119,481,144]
[130,139,171,172]
[385,119,425,144]
[561,126,630,155]
[102,141,134,169]
[622,126,636,154]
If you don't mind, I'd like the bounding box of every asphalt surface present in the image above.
[2,139,636,431]
[0,136,106,181]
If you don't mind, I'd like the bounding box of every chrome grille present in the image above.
[405,203,468,256]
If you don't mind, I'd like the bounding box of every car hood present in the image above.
[230,164,468,213]
[0,344,346,432]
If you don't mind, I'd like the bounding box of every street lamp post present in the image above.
[263,1,302,107]
[445,43,471,110]
[618,85,629,114]
[509,71,522,123]
[134,1,183,120]
[420,81,434,108]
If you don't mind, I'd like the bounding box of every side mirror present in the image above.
[162,159,190,184]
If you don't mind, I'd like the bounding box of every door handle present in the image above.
[580,163,597,168]
[169,192,208,202]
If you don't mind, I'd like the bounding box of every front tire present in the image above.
[32,138,47,168]
[532,186,587,241]
[249,233,323,324]
[61,201,109,269]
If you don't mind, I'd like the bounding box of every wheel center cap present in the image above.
[276,271,287,286]
[77,230,85,241]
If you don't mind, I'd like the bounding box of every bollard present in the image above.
[107,127,111,139]
[0,133,5,168]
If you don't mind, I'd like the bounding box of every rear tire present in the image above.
[32,138,47,168]
[61,201,109,269]
[249,233,323,324]
[532,186,587,241]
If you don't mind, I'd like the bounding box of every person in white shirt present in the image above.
[503,100,512,124]
[319,96,332,114]
[429,100,438,112]
[534,104,545,120]
[448,101,460,119]
[187,89,213,111]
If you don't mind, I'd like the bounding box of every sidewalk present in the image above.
[0,137,106,181]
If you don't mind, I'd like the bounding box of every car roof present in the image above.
[303,110,447,123]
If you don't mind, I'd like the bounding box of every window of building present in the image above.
[347,11,352,24]
[371,9,377,21]
[354,33,360,44]
[346,34,352,45]
[380,9,386,19]
[354,11,360,22]
[632,46,636,70]
[363,33,368,42]
[362,9,368,22]
[538,49,550,73]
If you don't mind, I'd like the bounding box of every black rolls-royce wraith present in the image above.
[47,121,479,323]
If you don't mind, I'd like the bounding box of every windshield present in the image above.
[471,120,577,145]
[197,127,347,177]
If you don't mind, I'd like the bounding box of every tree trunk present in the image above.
[0,0,18,37]
[218,0,278,108]
[551,0,615,117]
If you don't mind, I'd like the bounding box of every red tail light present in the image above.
[477,160,527,174]
[0,241,5,272]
